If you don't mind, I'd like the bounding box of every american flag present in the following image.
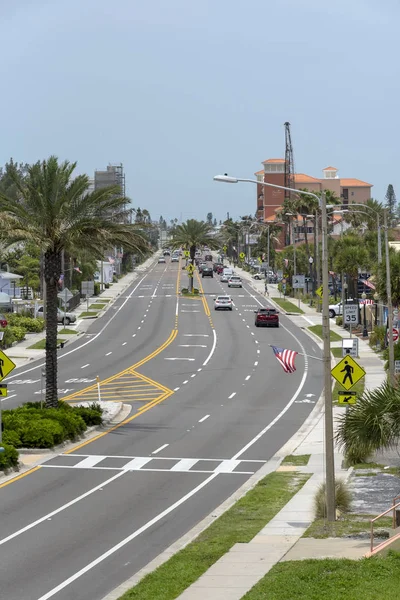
[271,345,298,374]
[74,267,82,274]
[284,258,289,268]
[363,279,376,291]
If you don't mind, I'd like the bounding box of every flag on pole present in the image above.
[284,258,289,268]
[74,267,82,274]
[108,256,115,264]
[363,279,376,291]
[271,345,298,373]
[58,273,64,286]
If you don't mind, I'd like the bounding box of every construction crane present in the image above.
[284,121,295,200]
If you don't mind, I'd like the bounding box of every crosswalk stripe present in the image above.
[170,458,199,472]
[123,457,153,470]
[75,456,107,469]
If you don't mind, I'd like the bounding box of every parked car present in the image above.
[228,276,242,288]
[252,272,265,280]
[328,299,359,318]
[214,295,233,311]
[37,307,77,325]
[254,307,279,327]
[202,267,213,278]
[0,314,8,328]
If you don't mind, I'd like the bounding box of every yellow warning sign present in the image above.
[184,250,190,258]
[186,264,195,275]
[338,391,357,405]
[0,350,16,382]
[316,285,323,298]
[331,355,366,391]
[239,252,245,261]
[0,384,7,397]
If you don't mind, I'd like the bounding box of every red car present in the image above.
[254,307,279,327]
[0,314,8,328]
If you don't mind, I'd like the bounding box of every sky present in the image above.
[0,0,399,224]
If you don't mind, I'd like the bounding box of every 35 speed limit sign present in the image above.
[343,304,359,326]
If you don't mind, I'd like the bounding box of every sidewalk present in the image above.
[176,267,384,600]
[5,255,156,369]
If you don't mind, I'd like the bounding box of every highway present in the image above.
[0,257,323,600]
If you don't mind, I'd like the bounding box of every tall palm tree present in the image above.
[333,232,370,298]
[0,156,149,407]
[171,219,220,291]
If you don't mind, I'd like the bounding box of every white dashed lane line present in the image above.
[81,364,89,369]
[122,342,127,346]
[152,443,169,455]
[105,352,112,356]
[174,387,180,391]
[245,375,251,381]
[228,392,236,399]
[254,361,258,366]
[132,334,136,337]
[198,414,210,423]
[183,380,189,385]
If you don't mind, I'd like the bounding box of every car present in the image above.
[158,256,166,263]
[252,272,265,280]
[198,263,207,273]
[163,249,171,256]
[328,299,359,318]
[204,254,213,262]
[228,276,242,288]
[214,295,233,310]
[0,313,8,328]
[171,255,179,263]
[254,307,279,327]
[202,267,213,278]
[37,307,77,325]
[213,262,223,272]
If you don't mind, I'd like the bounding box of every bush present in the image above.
[383,341,400,370]
[0,327,16,349]
[193,288,199,295]
[7,314,45,333]
[44,409,86,440]
[20,419,65,448]
[73,406,103,426]
[314,478,352,518]
[336,316,343,327]
[181,288,189,294]
[2,430,21,447]
[93,282,101,296]
[370,325,387,351]
[0,444,19,470]
[104,283,110,289]
[8,325,26,342]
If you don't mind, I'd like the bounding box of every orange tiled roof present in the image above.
[340,178,372,187]
[254,170,264,175]
[294,173,321,183]
[262,158,285,164]
[323,166,338,170]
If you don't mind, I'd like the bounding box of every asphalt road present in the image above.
[0,258,323,600]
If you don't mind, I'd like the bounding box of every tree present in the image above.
[171,220,221,291]
[332,232,370,298]
[0,156,149,408]
[206,212,213,225]
[385,184,397,222]
[213,218,217,227]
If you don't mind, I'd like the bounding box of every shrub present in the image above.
[193,288,199,295]
[104,283,110,289]
[2,430,21,447]
[44,409,86,440]
[0,327,16,349]
[369,325,386,350]
[181,288,189,294]
[0,444,19,470]
[314,478,352,518]
[73,407,103,426]
[383,342,400,370]
[9,325,26,342]
[20,419,65,448]
[94,282,101,296]
[336,316,343,327]
[7,314,45,333]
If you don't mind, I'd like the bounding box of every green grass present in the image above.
[273,298,304,314]
[353,462,384,470]
[79,311,98,318]
[308,324,342,342]
[27,338,65,350]
[118,471,310,600]
[58,328,78,335]
[242,552,400,600]
[303,513,392,539]
[281,454,310,466]
[89,303,107,309]
[333,377,365,405]
[331,347,343,358]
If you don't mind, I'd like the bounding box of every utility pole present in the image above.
[384,209,395,385]
[321,191,336,521]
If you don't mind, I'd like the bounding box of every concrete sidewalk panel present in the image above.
[191,574,260,589]
[177,587,249,600]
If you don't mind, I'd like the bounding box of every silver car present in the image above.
[228,276,242,288]
[214,295,233,311]
[37,307,77,325]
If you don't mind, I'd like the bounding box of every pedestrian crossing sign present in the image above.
[331,355,365,391]
[0,350,16,382]
[186,264,195,275]
[338,391,357,405]
[316,285,323,298]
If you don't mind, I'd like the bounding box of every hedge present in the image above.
[7,314,45,333]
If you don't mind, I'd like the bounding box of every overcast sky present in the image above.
[0,0,398,223]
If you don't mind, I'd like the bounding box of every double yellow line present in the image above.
[195,271,213,325]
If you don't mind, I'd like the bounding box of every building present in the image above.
[256,160,372,222]
[94,164,126,196]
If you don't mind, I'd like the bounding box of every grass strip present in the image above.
[303,513,392,539]
[331,347,343,358]
[242,553,400,600]
[89,303,107,309]
[273,298,304,314]
[281,454,310,466]
[308,324,342,342]
[79,311,98,318]
[28,338,65,350]
[58,328,78,335]
[118,471,310,600]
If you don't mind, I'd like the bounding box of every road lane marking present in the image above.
[174,387,180,391]
[214,459,240,473]
[122,342,127,346]
[191,374,196,378]
[184,334,209,337]
[106,352,112,356]
[198,414,210,423]
[152,443,169,455]
[257,349,260,354]
[81,364,89,369]
[3,394,17,401]
[132,334,136,337]
[228,392,236,399]
[179,344,207,348]
[203,329,217,366]
[75,456,107,468]
[170,458,198,471]
[164,358,195,361]
[0,471,126,545]
[197,368,202,372]
[245,375,251,381]
[123,457,153,470]
[182,380,189,384]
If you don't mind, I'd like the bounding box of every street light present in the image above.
[214,174,336,521]
[361,292,368,337]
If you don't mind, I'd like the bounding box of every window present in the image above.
[342,188,349,200]
[351,191,354,196]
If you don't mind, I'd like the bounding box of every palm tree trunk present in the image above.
[44,250,61,408]
[189,244,196,292]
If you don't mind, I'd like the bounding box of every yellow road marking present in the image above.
[0,466,42,490]
[195,272,211,317]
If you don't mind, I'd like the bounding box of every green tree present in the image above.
[385,184,397,223]
[332,232,370,298]
[15,255,41,293]
[0,156,148,408]
[375,248,400,306]
[206,212,213,225]
[213,217,217,227]
[171,220,220,291]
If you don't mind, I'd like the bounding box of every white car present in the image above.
[220,273,230,282]
[228,276,242,288]
[214,295,233,311]
[171,255,179,263]
[328,299,359,318]
[158,256,166,263]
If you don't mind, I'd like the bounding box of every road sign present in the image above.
[331,355,366,391]
[292,275,305,289]
[338,391,357,405]
[395,360,400,374]
[343,304,359,326]
[57,287,73,304]
[316,285,323,298]
[239,252,245,261]
[0,384,7,397]
[184,250,190,258]
[81,281,94,296]
[387,328,399,343]
[0,350,16,382]
[342,338,359,358]
[223,245,227,253]
[186,264,194,275]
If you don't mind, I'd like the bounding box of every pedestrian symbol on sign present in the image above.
[340,360,354,386]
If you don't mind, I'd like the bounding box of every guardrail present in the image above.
[370,496,400,552]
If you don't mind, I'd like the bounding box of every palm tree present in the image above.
[333,232,370,298]
[0,156,149,408]
[171,219,221,291]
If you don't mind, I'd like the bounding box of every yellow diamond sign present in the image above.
[331,355,365,391]
[186,264,194,275]
[0,350,16,382]
[316,285,323,298]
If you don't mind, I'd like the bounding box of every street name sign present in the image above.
[343,304,359,326]
[331,355,366,391]
[0,350,16,382]
[338,391,357,405]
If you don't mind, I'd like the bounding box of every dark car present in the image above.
[198,263,207,273]
[202,267,213,278]
[204,254,213,262]
[254,307,279,327]
[0,314,8,328]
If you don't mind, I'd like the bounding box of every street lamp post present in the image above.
[361,292,368,337]
[384,208,395,385]
[214,175,336,521]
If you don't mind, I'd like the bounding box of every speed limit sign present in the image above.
[343,304,359,326]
